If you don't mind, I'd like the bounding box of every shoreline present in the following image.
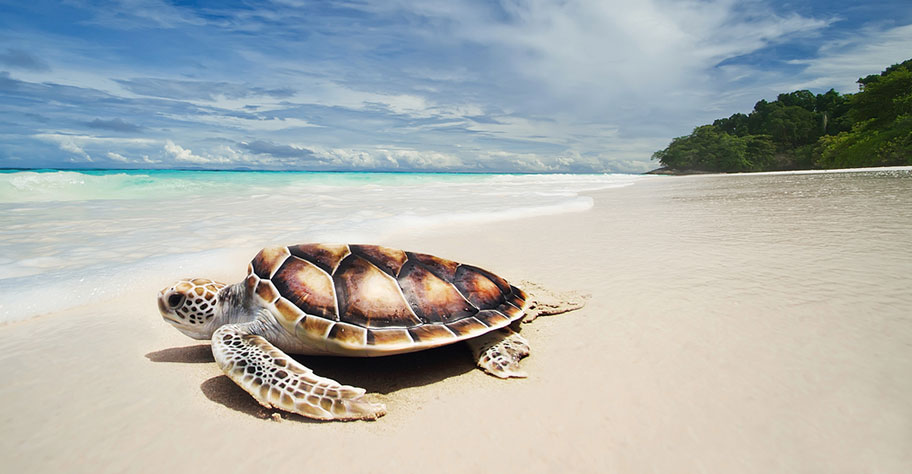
[646,164,912,176]
[2,171,910,472]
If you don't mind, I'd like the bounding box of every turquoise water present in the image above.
[0,169,487,203]
[0,169,643,322]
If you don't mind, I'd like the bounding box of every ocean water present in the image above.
[0,170,642,322]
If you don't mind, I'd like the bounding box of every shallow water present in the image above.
[0,170,641,322]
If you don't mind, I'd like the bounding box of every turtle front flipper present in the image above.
[212,321,386,421]
[467,327,531,378]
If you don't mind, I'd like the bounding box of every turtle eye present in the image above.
[168,293,184,308]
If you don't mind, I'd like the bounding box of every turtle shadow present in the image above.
[193,343,475,421]
[145,344,214,363]
[296,343,476,395]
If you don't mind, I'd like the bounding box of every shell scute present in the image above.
[446,317,489,337]
[365,328,413,346]
[288,243,350,274]
[474,309,512,328]
[407,324,456,344]
[334,254,421,328]
[498,303,523,320]
[453,265,506,309]
[350,244,408,277]
[272,256,338,320]
[245,272,258,294]
[274,297,305,327]
[503,286,527,312]
[397,259,476,323]
[255,279,279,303]
[407,251,461,282]
[463,264,511,295]
[296,315,333,341]
[251,245,290,279]
[327,322,367,347]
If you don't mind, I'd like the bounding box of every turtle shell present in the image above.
[244,244,527,355]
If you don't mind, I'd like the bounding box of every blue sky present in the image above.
[1,0,910,173]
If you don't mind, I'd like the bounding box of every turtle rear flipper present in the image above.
[212,321,386,421]
[518,280,590,323]
[468,327,531,378]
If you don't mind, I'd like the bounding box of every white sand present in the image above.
[1,172,910,472]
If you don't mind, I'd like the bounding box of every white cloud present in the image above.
[161,113,321,132]
[789,23,912,93]
[34,133,156,147]
[363,0,829,114]
[307,147,398,169]
[105,150,164,164]
[59,140,92,161]
[162,141,309,167]
[34,133,167,164]
[307,146,464,170]
[471,1,827,108]
[164,140,231,164]
[380,148,464,169]
[33,133,95,161]
[286,80,442,118]
[78,0,206,29]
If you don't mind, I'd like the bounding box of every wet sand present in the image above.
[1,170,910,472]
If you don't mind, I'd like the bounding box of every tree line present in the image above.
[652,58,912,172]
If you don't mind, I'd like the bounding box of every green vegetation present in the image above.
[652,59,912,172]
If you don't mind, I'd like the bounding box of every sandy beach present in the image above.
[2,170,911,473]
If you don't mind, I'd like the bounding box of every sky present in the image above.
[1,0,911,173]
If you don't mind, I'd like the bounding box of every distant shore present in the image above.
[644,167,718,175]
[650,59,912,174]
[644,164,912,176]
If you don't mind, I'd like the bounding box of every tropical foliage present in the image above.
[652,59,912,172]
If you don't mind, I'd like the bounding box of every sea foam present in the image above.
[0,170,643,323]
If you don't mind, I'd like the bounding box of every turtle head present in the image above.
[158,278,227,339]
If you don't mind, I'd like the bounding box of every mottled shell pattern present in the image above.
[245,244,528,355]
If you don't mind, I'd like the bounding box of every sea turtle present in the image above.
[157,243,583,421]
